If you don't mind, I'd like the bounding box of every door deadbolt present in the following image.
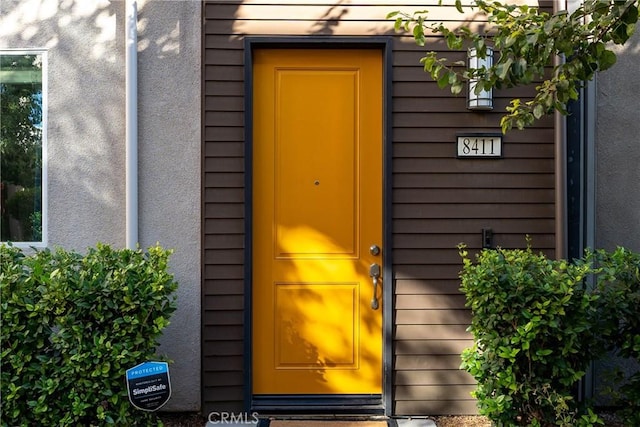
[369,244,381,256]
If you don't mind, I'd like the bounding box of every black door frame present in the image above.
[243,36,394,415]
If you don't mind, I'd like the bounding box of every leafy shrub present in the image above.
[0,243,178,426]
[591,247,640,425]
[460,244,640,426]
[459,244,603,426]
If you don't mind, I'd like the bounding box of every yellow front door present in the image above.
[252,49,383,395]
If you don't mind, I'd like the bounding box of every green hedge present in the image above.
[591,247,640,425]
[459,244,640,427]
[0,243,178,426]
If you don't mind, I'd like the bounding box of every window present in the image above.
[0,50,47,245]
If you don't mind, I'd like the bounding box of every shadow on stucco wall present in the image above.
[1,0,126,248]
[1,0,202,412]
[593,27,640,404]
[596,29,640,254]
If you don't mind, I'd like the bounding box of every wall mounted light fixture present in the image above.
[467,46,493,111]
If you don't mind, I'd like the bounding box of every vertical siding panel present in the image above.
[203,0,555,416]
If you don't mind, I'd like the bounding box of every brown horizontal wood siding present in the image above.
[202,3,245,411]
[203,0,555,416]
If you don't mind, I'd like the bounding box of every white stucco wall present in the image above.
[596,29,640,253]
[0,0,201,412]
[137,0,201,412]
[594,28,640,401]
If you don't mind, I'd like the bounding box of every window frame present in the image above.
[0,48,48,247]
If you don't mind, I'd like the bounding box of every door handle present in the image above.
[369,263,381,310]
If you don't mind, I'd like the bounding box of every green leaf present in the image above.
[504,32,520,48]
[451,80,464,95]
[622,5,639,24]
[455,0,464,14]
[495,57,514,80]
[393,17,403,32]
[532,103,545,119]
[437,72,450,89]
[421,55,436,72]
[599,49,617,71]
[413,24,425,46]
[448,71,458,85]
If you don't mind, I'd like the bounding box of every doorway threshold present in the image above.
[252,394,384,416]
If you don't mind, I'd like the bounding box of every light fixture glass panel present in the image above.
[467,47,493,111]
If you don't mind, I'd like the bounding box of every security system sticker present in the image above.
[126,361,171,411]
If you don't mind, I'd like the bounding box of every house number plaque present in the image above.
[456,133,502,158]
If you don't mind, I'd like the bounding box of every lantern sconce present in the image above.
[467,46,493,111]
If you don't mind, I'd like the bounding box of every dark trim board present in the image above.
[381,38,394,417]
[243,37,254,414]
[243,36,394,415]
